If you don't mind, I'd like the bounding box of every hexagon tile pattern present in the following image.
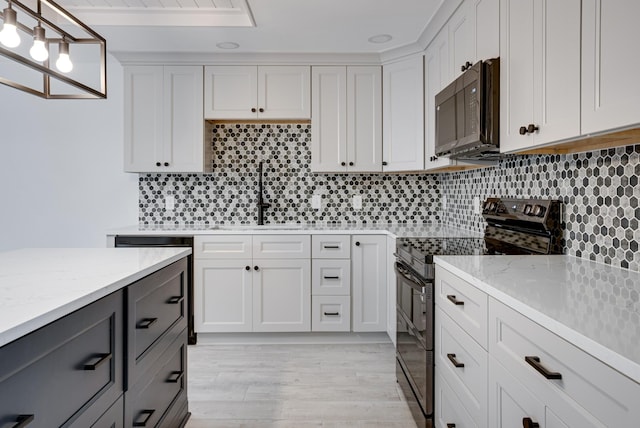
[138,123,640,273]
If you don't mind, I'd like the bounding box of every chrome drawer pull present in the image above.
[136,318,158,329]
[133,409,155,427]
[167,296,184,304]
[324,312,340,316]
[11,415,34,428]
[522,417,540,428]
[323,276,340,280]
[447,353,465,368]
[447,295,464,306]
[323,245,340,249]
[166,370,184,384]
[83,353,112,370]
[525,356,562,380]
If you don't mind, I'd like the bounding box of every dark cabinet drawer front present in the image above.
[129,259,187,364]
[89,395,124,428]
[127,333,187,428]
[0,291,123,428]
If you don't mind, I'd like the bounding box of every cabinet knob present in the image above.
[164,162,169,167]
[254,266,259,271]
[156,162,161,167]
[355,241,360,247]
[447,424,456,428]
[349,161,354,166]
[259,108,264,113]
[245,266,250,271]
[461,61,472,72]
[527,124,539,134]
[251,108,257,113]
[519,126,528,135]
[382,161,388,166]
[522,417,540,428]
[341,162,346,166]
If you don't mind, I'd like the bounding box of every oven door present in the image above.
[395,261,433,349]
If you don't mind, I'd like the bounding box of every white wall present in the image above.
[0,54,138,251]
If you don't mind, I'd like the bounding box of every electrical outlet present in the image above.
[312,194,321,210]
[442,196,447,211]
[165,195,175,211]
[473,196,480,215]
[353,195,363,210]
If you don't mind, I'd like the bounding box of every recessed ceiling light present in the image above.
[368,34,393,44]
[216,42,240,49]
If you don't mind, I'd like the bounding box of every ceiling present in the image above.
[57,0,444,55]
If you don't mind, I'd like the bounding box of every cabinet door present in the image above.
[194,259,253,332]
[204,65,257,119]
[449,0,475,80]
[253,259,311,332]
[501,0,581,153]
[351,235,387,331]
[258,66,311,119]
[347,66,382,172]
[582,0,640,133]
[311,66,347,172]
[163,66,205,173]
[124,66,164,172]
[474,0,499,60]
[382,56,424,172]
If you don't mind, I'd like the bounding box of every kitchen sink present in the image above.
[218,224,304,230]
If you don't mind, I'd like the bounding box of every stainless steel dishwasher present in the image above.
[114,235,196,345]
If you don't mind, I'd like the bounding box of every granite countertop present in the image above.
[107,222,483,239]
[434,254,640,383]
[0,247,191,348]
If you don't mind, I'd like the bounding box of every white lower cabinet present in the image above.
[194,235,310,333]
[435,371,479,428]
[311,296,351,332]
[351,235,387,332]
[253,259,311,332]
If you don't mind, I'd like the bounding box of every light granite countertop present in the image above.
[434,254,640,383]
[0,247,191,348]
[106,222,483,239]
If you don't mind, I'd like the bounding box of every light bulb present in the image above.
[29,26,48,62]
[56,40,73,73]
[0,8,21,48]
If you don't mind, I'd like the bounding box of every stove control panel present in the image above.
[482,198,560,228]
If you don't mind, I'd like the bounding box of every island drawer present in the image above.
[435,265,488,349]
[489,298,640,426]
[127,258,188,384]
[125,330,188,428]
[312,259,351,296]
[311,235,351,259]
[0,290,123,428]
[435,371,479,428]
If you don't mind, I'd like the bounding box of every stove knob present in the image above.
[533,205,546,217]
[523,204,533,215]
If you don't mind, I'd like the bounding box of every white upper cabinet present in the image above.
[124,65,208,173]
[382,56,425,172]
[449,0,475,80]
[473,0,500,61]
[311,66,382,173]
[204,65,310,120]
[581,0,640,134]
[500,0,581,153]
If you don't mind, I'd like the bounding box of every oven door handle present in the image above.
[394,262,429,294]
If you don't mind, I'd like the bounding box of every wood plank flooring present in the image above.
[185,342,418,427]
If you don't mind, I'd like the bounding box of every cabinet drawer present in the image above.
[194,235,252,259]
[312,296,351,332]
[87,395,124,428]
[311,235,351,258]
[253,235,310,259]
[435,307,488,426]
[312,259,351,296]
[128,259,187,384]
[435,266,488,349]
[435,371,480,428]
[126,331,187,428]
[489,298,640,427]
[0,291,123,428]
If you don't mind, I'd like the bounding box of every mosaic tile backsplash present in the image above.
[139,123,640,272]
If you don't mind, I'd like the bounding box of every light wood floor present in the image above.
[185,341,417,427]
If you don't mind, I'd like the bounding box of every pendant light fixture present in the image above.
[0,0,106,99]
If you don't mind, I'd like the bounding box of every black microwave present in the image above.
[434,58,500,160]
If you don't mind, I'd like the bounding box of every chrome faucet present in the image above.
[257,161,271,225]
